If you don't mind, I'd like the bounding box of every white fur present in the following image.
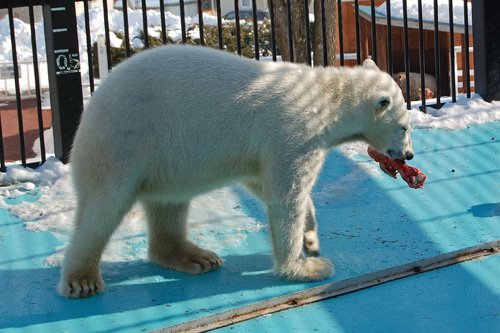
[59,46,413,298]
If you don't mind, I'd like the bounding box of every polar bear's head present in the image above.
[359,59,414,161]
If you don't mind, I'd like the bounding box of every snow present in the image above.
[0,1,473,95]
[409,94,500,130]
[0,4,224,63]
[0,4,223,93]
[1,157,265,266]
[376,0,473,26]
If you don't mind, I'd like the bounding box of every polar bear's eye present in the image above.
[402,126,409,132]
[375,96,392,114]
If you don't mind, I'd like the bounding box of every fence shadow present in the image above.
[1,123,499,331]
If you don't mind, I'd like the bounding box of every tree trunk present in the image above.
[269,0,336,66]
[313,0,337,67]
[270,0,308,63]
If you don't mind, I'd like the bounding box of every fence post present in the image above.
[97,35,109,81]
[43,0,83,163]
[473,0,500,102]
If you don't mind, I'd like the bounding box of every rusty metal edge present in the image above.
[152,240,500,333]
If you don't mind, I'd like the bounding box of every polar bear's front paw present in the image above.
[279,256,334,282]
[150,242,223,275]
[58,274,105,298]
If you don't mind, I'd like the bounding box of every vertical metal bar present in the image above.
[234,0,242,55]
[102,0,112,68]
[179,0,187,43]
[286,0,294,62]
[433,0,441,105]
[321,0,327,66]
[216,0,223,49]
[43,0,84,163]
[252,0,260,60]
[159,0,167,44]
[141,0,149,48]
[269,0,277,61]
[402,0,411,109]
[197,0,205,46]
[337,0,345,66]
[29,0,46,163]
[370,0,377,64]
[354,0,361,64]
[84,0,95,93]
[463,0,470,97]
[8,0,27,166]
[121,0,131,54]
[448,0,456,102]
[386,0,393,75]
[0,108,4,170]
[417,0,426,110]
[304,0,311,66]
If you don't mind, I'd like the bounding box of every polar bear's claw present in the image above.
[179,251,223,274]
[59,276,105,298]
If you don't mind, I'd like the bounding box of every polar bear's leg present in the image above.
[303,197,320,256]
[267,201,333,282]
[59,190,135,298]
[244,181,320,257]
[263,155,333,282]
[143,201,222,274]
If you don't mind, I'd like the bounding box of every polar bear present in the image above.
[59,45,413,298]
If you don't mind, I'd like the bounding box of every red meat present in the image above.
[367,147,426,189]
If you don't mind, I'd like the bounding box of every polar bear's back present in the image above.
[87,45,263,115]
[72,46,277,187]
[78,45,266,141]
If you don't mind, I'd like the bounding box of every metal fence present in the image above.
[0,0,475,170]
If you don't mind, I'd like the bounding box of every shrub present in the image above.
[92,20,275,78]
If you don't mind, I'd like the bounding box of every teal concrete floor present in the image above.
[1,121,499,332]
[217,255,500,333]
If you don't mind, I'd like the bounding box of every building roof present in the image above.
[358,4,472,34]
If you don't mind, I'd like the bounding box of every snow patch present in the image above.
[409,94,500,130]
[3,159,265,266]
[376,0,472,26]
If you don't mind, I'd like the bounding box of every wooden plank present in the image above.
[155,240,500,333]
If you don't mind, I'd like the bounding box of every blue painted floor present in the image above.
[1,121,499,332]
[218,255,500,333]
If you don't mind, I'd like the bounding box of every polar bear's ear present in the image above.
[375,95,392,114]
[363,59,379,70]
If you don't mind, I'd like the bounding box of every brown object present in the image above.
[392,72,437,102]
[0,98,52,162]
[367,146,426,189]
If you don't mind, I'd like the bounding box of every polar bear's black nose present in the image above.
[388,150,414,161]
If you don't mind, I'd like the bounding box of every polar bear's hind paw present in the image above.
[150,242,223,275]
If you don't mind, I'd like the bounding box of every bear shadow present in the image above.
[0,253,290,329]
